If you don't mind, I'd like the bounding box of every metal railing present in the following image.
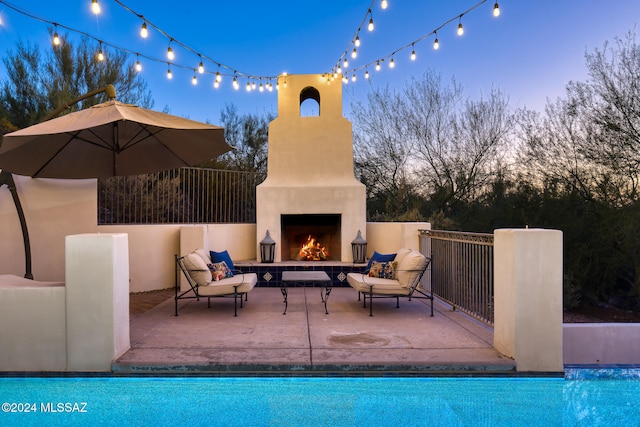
[98,167,258,224]
[420,229,494,325]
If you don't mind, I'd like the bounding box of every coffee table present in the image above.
[280,271,332,315]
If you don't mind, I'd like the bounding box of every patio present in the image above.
[115,287,515,375]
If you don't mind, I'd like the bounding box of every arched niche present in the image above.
[299,86,320,117]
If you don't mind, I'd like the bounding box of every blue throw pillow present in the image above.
[366,251,396,270]
[210,250,235,272]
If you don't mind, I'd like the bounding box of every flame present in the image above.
[297,235,329,261]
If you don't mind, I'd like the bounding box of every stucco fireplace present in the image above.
[256,74,366,262]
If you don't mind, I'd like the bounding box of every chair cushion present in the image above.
[346,273,410,296]
[393,248,413,266]
[397,250,427,288]
[210,250,235,271]
[209,261,234,281]
[367,260,398,279]
[197,273,258,296]
[183,253,212,286]
[366,251,396,270]
[194,248,212,264]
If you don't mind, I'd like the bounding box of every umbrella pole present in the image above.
[0,170,33,279]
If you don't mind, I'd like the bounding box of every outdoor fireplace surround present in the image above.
[255,74,366,262]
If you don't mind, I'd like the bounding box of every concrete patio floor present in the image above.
[115,287,515,375]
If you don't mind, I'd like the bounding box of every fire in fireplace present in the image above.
[281,214,341,261]
[297,235,330,261]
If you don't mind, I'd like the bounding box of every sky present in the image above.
[1,0,640,125]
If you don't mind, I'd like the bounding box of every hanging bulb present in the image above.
[214,80,219,89]
[215,71,222,83]
[364,69,370,79]
[343,58,348,68]
[246,82,251,91]
[97,43,104,61]
[368,16,374,31]
[198,61,204,74]
[342,75,348,84]
[53,31,60,46]
[351,48,357,59]
[355,35,361,47]
[283,79,287,88]
[493,2,500,17]
[337,65,342,74]
[233,76,239,90]
[167,67,173,80]
[381,0,388,9]
[135,56,142,72]
[411,45,416,61]
[259,82,264,92]
[276,81,280,91]
[140,22,148,38]
[351,74,356,82]
[251,80,257,90]
[433,36,439,50]
[389,57,395,68]
[268,82,274,92]
[192,73,197,85]
[91,0,100,15]
[167,43,174,61]
[457,19,464,36]
[375,61,381,71]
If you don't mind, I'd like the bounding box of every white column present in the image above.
[493,229,564,372]
[65,233,130,371]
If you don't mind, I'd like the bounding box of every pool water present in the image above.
[1,376,639,426]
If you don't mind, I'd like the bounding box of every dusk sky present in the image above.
[1,0,640,124]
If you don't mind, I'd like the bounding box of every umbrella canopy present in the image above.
[0,100,232,178]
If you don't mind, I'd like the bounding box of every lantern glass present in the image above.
[260,230,276,263]
[351,230,367,264]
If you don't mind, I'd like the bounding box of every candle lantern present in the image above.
[351,230,367,264]
[260,230,276,263]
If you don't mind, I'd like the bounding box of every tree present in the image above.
[1,31,152,130]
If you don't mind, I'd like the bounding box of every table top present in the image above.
[281,271,331,282]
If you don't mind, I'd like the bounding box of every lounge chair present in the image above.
[346,248,433,316]
[175,249,257,316]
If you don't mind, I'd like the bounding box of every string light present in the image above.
[215,70,222,83]
[246,81,251,92]
[355,34,361,47]
[381,0,388,10]
[433,35,440,50]
[364,69,369,79]
[135,55,142,72]
[457,16,464,36]
[198,58,204,74]
[367,9,374,31]
[52,26,60,46]
[410,44,416,61]
[493,2,500,17]
[91,0,100,15]
[192,72,197,85]
[167,42,174,61]
[232,75,239,90]
[375,61,381,71]
[213,79,219,89]
[389,56,395,68]
[251,80,257,90]
[351,74,356,82]
[167,65,172,79]
[351,48,357,59]
[343,58,349,68]
[97,42,104,61]
[140,22,148,38]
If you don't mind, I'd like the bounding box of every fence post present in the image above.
[493,228,563,372]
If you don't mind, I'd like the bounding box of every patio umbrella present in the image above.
[0,100,232,179]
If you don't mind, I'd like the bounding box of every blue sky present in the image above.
[1,0,640,124]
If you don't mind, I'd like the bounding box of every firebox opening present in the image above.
[281,214,341,261]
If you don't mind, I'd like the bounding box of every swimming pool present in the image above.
[1,375,639,426]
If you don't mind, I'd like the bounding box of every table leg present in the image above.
[320,285,332,314]
[280,284,288,315]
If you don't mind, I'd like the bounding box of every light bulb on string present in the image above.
[140,22,148,38]
[493,2,500,17]
[213,80,219,89]
[351,48,357,59]
[198,60,204,74]
[167,41,174,61]
[351,74,356,82]
[215,70,222,83]
[375,61,381,71]
[457,17,464,36]
[368,10,374,31]
[91,0,100,15]
[355,34,361,47]
[410,44,416,61]
[167,66,173,80]
[381,0,388,10]
[389,57,395,68]
[192,73,197,85]
[342,75,348,84]
[135,55,142,72]
[433,35,439,50]
[343,58,348,68]
[337,65,342,74]
[97,42,104,61]
[364,69,370,79]
[246,82,251,92]
[233,75,239,90]
[252,80,256,90]
[259,82,264,92]
[52,28,60,46]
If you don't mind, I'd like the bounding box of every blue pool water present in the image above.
[1,374,639,426]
